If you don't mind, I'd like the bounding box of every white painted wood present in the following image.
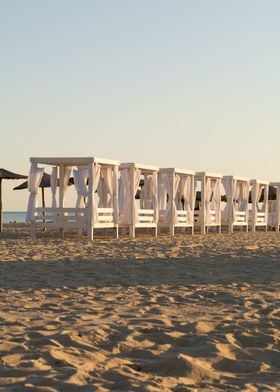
[222,175,250,233]
[28,156,119,239]
[250,179,269,232]
[158,168,195,236]
[195,172,222,234]
[119,162,158,238]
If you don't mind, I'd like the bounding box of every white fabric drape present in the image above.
[222,177,231,223]
[258,186,265,212]
[151,172,158,223]
[119,169,131,224]
[62,166,72,205]
[26,163,44,223]
[164,173,180,224]
[73,167,89,209]
[103,167,114,207]
[232,180,241,222]
[205,178,213,224]
[252,183,264,212]
[179,175,193,224]
[97,176,106,208]
[240,181,249,211]
[206,178,220,224]
[158,174,167,210]
[133,169,141,223]
[92,164,101,223]
[50,167,58,209]
[212,179,221,224]
[145,175,153,209]
[113,165,119,224]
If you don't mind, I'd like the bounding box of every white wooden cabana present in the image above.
[268,182,280,232]
[158,168,195,235]
[249,179,269,232]
[194,172,222,234]
[222,175,250,233]
[119,162,158,238]
[26,157,119,239]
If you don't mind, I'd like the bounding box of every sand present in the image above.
[0,226,279,391]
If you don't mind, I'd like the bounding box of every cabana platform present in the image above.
[194,172,222,234]
[26,157,119,239]
[249,179,269,232]
[268,182,280,232]
[119,162,158,238]
[158,168,195,235]
[222,175,250,233]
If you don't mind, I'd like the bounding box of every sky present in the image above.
[1,0,280,210]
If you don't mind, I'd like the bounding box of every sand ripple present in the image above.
[0,228,279,390]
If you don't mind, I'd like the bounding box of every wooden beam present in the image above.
[0,178,2,232]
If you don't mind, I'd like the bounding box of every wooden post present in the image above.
[218,178,222,234]
[0,178,2,232]
[87,161,94,240]
[114,165,119,239]
[59,165,65,237]
[41,187,46,231]
[170,172,175,236]
[277,185,280,232]
[229,178,233,234]
[191,175,194,235]
[201,176,206,234]
[130,166,135,238]
[251,181,256,233]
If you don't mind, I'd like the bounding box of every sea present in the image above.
[3,212,26,224]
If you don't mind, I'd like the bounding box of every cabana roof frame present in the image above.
[30,157,120,167]
[159,168,195,176]
[223,175,250,182]
[195,171,222,179]
[120,162,158,173]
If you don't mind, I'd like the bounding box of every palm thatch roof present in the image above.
[0,168,27,232]
[0,168,27,180]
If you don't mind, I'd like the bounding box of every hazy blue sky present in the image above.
[1,0,280,210]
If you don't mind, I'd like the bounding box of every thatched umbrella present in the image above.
[0,168,27,232]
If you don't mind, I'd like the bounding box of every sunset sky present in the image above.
[1,0,280,210]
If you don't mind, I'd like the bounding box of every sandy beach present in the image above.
[0,227,279,391]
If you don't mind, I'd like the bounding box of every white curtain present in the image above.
[50,166,58,209]
[103,167,114,207]
[252,183,264,213]
[73,167,89,209]
[232,180,241,222]
[164,173,180,224]
[179,175,193,224]
[113,165,119,224]
[62,166,72,205]
[222,177,231,223]
[119,168,141,224]
[258,186,265,212]
[158,174,167,210]
[240,181,249,212]
[212,179,221,224]
[26,163,44,223]
[151,172,158,223]
[92,164,101,223]
[205,178,213,224]
[206,178,220,224]
[145,175,153,209]
[97,176,106,208]
[119,169,131,224]
[133,169,141,223]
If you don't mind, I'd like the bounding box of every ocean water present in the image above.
[3,212,26,223]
